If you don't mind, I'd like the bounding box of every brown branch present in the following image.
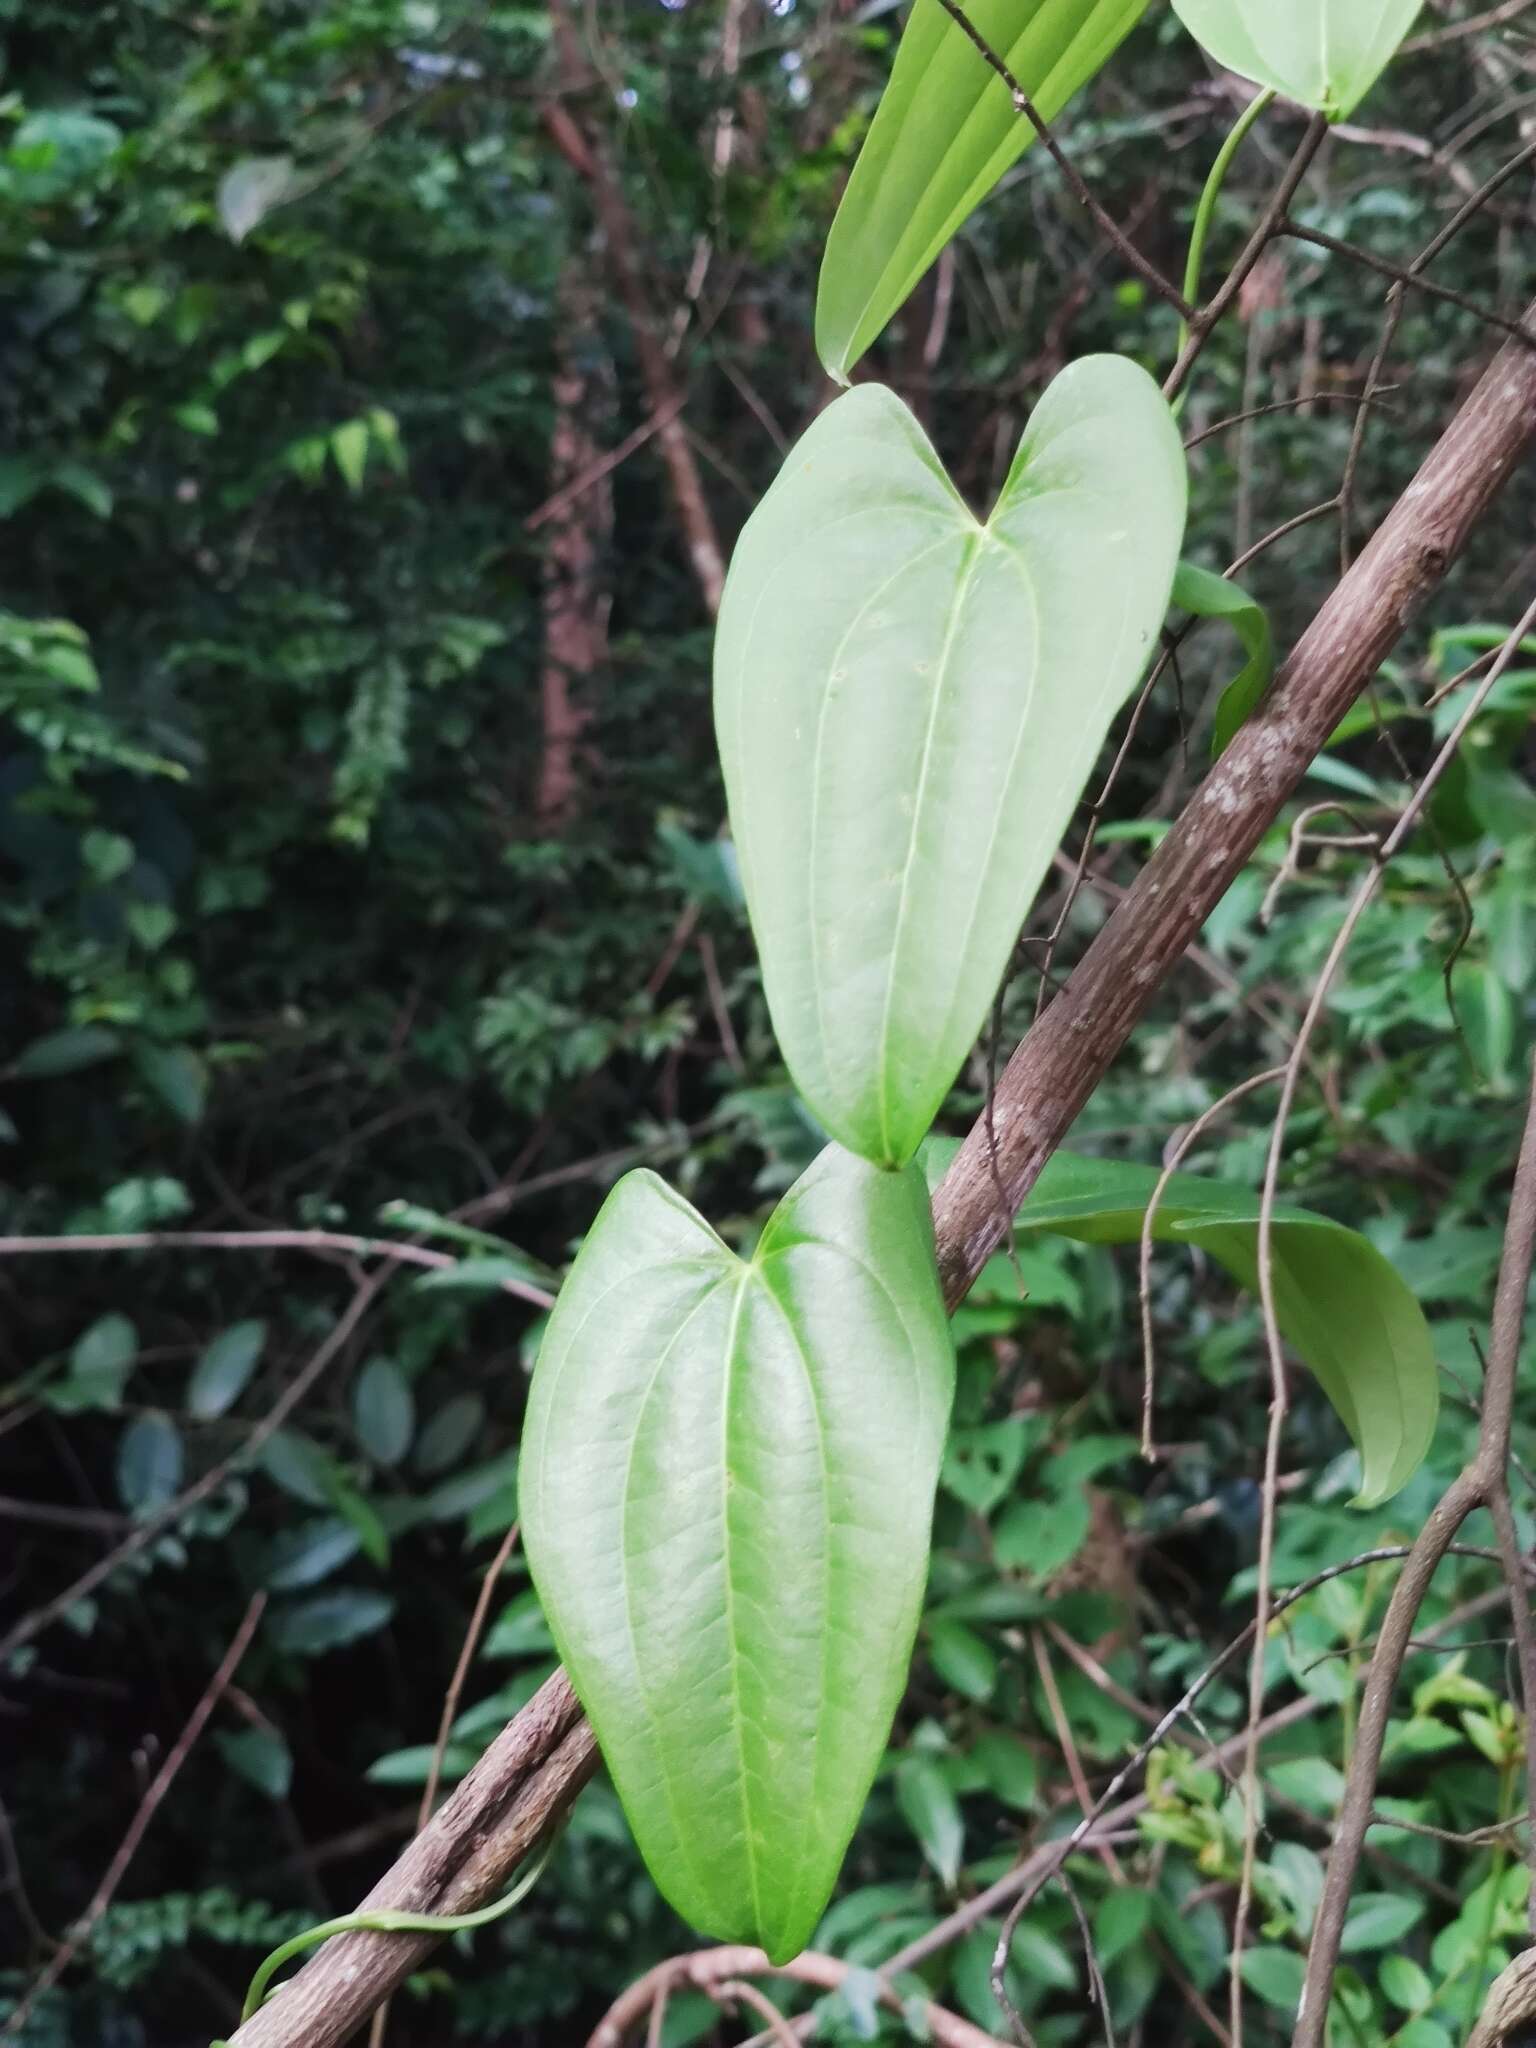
[221,302,1536,2048]
[588,1941,1013,2048]
[1295,1052,1536,2045]
[1405,0,1536,50]
[230,1671,597,2048]
[0,1228,555,1307]
[3,1594,266,2036]
[933,293,1536,1306]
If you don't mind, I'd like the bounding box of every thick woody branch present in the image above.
[932,296,1536,1305]
[226,305,1536,2048]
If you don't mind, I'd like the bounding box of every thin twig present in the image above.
[1138,1068,1287,1458]
[928,0,1192,316]
[367,1523,522,2048]
[0,1228,554,1308]
[1295,1040,1536,2044]
[2,1594,265,2036]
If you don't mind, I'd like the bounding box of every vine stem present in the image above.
[1175,88,1276,380]
[227,1828,558,2031]
[1294,1039,1536,2045]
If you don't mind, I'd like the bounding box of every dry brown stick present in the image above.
[1406,0,1536,49]
[218,289,1536,2048]
[1294,1056,1536,2045]
[588,1941,1014,2048]
[3,1593,266,2037]
[0,1273,385,1666]
[0,1228,555,1308]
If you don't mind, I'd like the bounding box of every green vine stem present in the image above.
[1175,87,1277,373]
[211,1828,559,2041]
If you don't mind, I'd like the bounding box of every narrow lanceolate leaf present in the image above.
[716,357,1186,1170]
[1013,1151,1438,1505]
[1171,0,1422,120]
[816,0,1151,381]
[521,1145,955,1963]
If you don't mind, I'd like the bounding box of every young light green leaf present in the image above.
[217,155,301,243]
[1171,0,1422,120]
[521,1144,955,1963]
[895,1757,965,1888]
[1011,1150,1438,1505]
[716,359,1186,1169]
[1170,559,1275,755]
[816,0,1152,380]
[187,1318,268,1419]
[926,1618,998,1701]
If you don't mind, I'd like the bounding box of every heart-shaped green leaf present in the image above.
[816,0,1153,381]
[1171,0,1422,120]
[1013,1150,1437,1504]
[520,1144,955,1962]
[715,356,1186,1170]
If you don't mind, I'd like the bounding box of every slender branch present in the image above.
[1295,1052,1536,2044]
[0,1229,555,1307]
[366,1523,522,2048]
[1405,0,1536,50]
[2,1594,266,2036]
[1163,113,1330,402]
[588,1940,1016,2048]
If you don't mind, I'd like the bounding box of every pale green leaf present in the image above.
[521,1143,955,1962]
[716,360,1185,1168]
[413,1392,486,1475]
[926,1618,997,1701]
[1240,1946,1304,2013]
[1170,559,1275,754]
[1011,1150,1438,1505]
[1171,0,1422,119]
[816,0,1152,379]
[1340,1891,1426,1952]
[331,419,370,493]
[11,1024,121,1078]
[187,1319,268,1419]
[264,1515,362,1592]
[117,1412,184,1513]
[353,1358,414,1467]
[217,155,300,242]
[896,1757,964,1887]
